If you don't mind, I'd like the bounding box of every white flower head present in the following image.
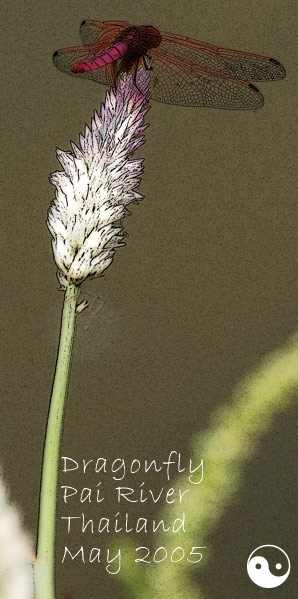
[47,69,150,289]
[0,470,34,598]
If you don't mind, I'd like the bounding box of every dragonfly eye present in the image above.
[141,25,162,48]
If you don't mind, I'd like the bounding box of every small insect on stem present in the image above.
[76,299,89,314]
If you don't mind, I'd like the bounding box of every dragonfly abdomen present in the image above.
[72,41,128,72]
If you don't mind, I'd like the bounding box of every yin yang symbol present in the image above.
[247,545,290,588]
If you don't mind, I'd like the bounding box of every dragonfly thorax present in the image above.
[119,25,161,52]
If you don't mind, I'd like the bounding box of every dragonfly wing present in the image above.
[53,21,129,85]
[148,50,264,109]
[159,32,286,81]
[53,42,117,86]
[79,20,129,46]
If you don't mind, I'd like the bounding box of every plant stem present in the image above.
[35,282,80,599]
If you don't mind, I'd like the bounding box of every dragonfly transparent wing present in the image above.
[53,22,126,86]
[147,48,264,109]
[53,45,115,85]
[79,20,128,46]
[159,31,286,81]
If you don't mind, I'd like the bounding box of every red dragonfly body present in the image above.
[73,41,129,71]
[71,25,161,73]
[53,20,286,109]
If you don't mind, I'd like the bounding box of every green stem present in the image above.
[35,282,80,599]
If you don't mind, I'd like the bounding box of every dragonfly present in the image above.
[53,20,286,110]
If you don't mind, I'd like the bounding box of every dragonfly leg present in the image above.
[110,61,118,85]
[132,59,148,99]
[143,55,153,71]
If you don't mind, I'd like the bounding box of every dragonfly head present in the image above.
[140,25,162,48]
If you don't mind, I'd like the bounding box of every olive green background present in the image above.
[1,0,298,597]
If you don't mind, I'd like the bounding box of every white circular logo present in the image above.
[247,545,290,588]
